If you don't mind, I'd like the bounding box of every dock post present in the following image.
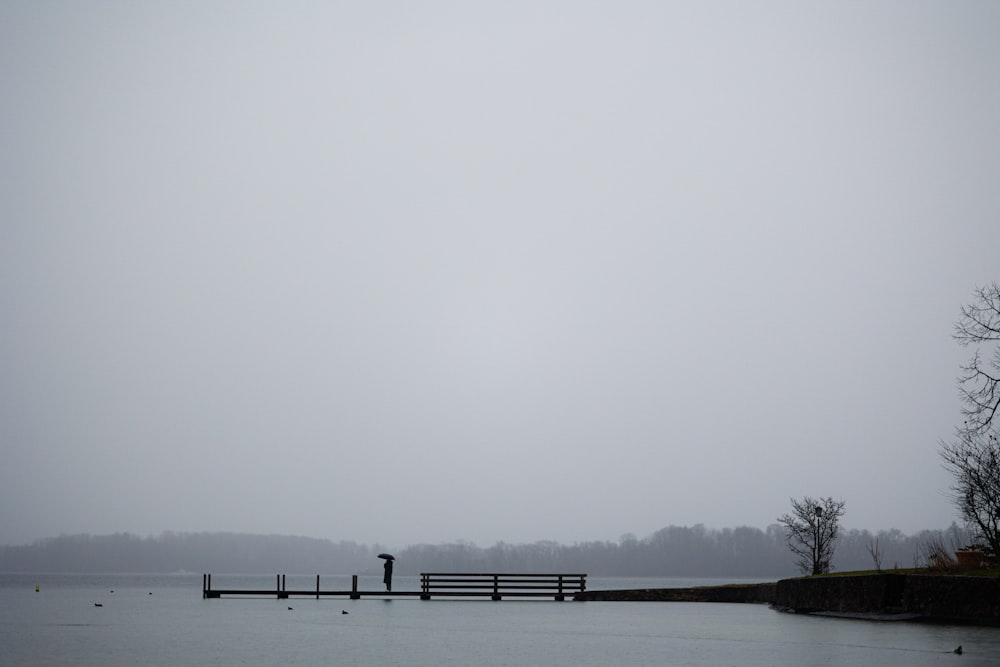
[316,575,320,599]
[492,574,501,601]
[420,573,430,600]
[202,574,207,599]
[555,575,564,601]
[351,574,360,599]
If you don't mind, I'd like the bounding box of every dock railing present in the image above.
[419,572,586,600]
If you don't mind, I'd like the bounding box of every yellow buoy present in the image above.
[35,585,40,592]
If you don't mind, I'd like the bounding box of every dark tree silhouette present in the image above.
[777,496,846,575]
[941,431,1000,555]
[954,283,1000,437]
[941,283,1000,555]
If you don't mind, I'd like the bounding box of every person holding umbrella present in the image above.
[379,553,394,591]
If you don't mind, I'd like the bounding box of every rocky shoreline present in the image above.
[576,574,1000,625]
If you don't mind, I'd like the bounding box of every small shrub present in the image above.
[923,535,957,571]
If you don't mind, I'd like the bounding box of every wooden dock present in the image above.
[202,573,586,601]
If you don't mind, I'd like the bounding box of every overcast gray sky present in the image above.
[2,1,998,549]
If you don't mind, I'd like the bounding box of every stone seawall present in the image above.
[774,574,1000,623]
[575,582,776,604]
[774,573,908,615]
[577,575,1000,624]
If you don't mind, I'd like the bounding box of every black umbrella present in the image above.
[378,553,395,560]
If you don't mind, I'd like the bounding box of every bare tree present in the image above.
[866,538,883,572]
[941,283,1000,555]
[954,282,1000,437]
[777,496,846,575]
[941,432,1000,555]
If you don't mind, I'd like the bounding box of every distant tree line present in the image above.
[396,524,972,577]
[0,532,380,574]
[0,524,973,576]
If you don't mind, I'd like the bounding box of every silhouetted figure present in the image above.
[383,558,393,592]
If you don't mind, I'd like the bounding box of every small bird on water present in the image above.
[954,645,963,655]
[342,610,349,615]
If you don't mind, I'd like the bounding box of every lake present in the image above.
[2,573,999,665]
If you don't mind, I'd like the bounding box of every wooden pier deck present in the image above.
[202,573,586,601]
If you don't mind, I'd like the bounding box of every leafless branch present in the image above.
[955,284,1000,437]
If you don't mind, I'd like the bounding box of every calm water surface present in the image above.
[2,574,999,666]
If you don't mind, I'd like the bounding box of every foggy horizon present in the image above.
[0,522,974,552]
[2,2,999,550]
